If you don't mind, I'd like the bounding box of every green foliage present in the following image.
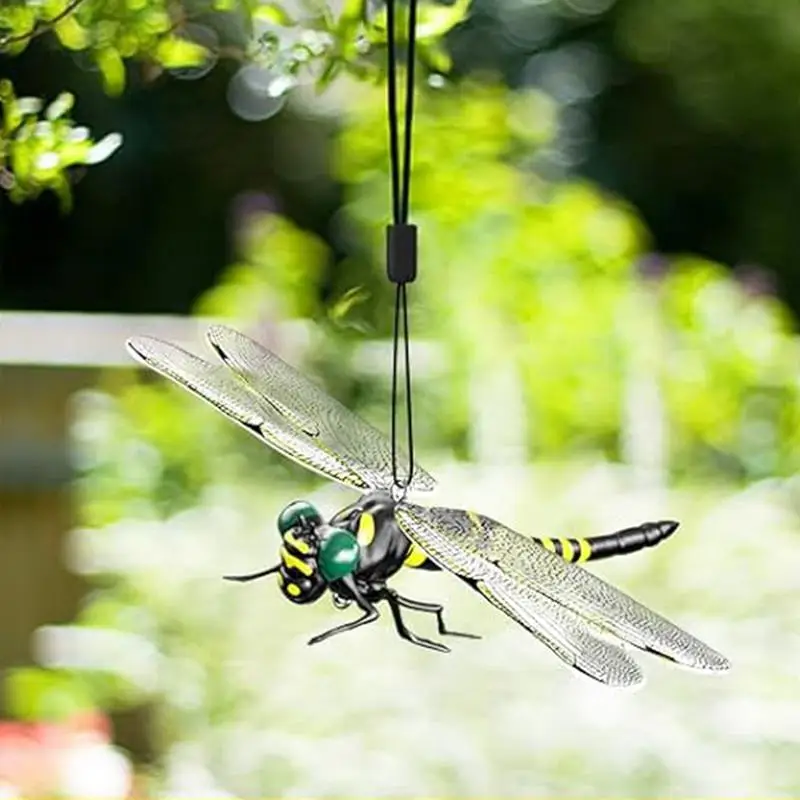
[658,257,800,479]
[0,0,210,96]
[331,81,800,480]
[5,667,95,722]
[196,214,329,321]
[0,0,472,205]
[0,0,472,101]
[0,79,122,210]
[114,77,800,482]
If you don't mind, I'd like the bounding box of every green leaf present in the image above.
[416,0,471,40]
[328,284,370,324]
[317,55,343,90]
[337,0,366,33]
[253,2,295,26]
[5,668,94,722]
[418,40,452,73]
[95,47,127,96]
[0,79,22,135]
[45,91,75,121]
[85,132,124,164]
[153,36,210,69]
[0,4,37,55]
[54,14,90,50]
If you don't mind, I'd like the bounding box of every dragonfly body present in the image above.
[234,488,682,650]
[126,325,731,687]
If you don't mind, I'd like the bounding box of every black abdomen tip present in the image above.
[657,520,680,539]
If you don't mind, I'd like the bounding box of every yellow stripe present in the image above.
[403,543,429,568]
[539,536,557,553]
[286,582,301,597]
[357,512,376,547]
[280,546,312,576]
[577,538,591,562]
[560,538,574,562]
[284,531,310,554]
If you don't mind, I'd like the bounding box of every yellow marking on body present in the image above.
[357,512,376,547]
[539,536,557,553]
[403,542,429,568]
[577,538,592,562]
[284,531,310,554]
[561,539,578,561]
[286,582,301,597]
[280,546,313,576]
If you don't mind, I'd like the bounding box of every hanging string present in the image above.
[385,0,419,494]
[390,281,414,493]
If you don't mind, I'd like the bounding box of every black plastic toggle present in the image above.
[387,223,418,284]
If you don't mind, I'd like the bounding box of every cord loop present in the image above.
[385,0,419,492]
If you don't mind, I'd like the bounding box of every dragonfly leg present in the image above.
[382,590,451,653]
[389,589,481,639]
[223,564,280,582]
[307,575,379,647]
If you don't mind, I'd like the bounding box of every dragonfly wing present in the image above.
[126,335,371,490]
[396,503,730,680]
[476,575,644,687]
[395,503,643,686]
[206,325,436,493]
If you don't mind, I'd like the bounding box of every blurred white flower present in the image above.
[59,738,132,799]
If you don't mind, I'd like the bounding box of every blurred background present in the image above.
[1,0,800,796]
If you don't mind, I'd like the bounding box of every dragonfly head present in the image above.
[275,500,361,603]
[277,500,323,538]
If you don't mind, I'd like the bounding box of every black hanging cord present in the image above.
[385,0,419,493]
[390,282,414,491]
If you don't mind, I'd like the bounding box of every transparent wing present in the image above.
[205,325,435,492]
[395,504,730,685]
[476,574,645,687]
[127,334,381,491]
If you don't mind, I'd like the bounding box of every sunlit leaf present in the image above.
[95,47,127,96]
[338,0,366,33]
[418,40,452,73]
[86,132,124,164]
[153,36,210,68]
[5,668,94,723]
[253,2,295,26]
[54,14,90,50]
[329,284,370,321]
[416,0,471,39]
[45,92,75,121]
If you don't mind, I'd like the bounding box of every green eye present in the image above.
[278,500,322,535]
[318,528,360,582]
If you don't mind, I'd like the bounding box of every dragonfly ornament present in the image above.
[126,325,730,688]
